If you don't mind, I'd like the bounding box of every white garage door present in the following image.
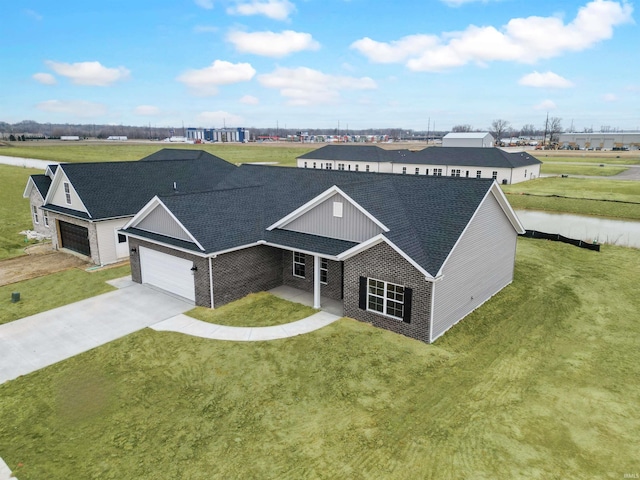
[139,246,195,302]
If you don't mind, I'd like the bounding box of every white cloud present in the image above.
[33,73,56,85]
[197,110,244,125]
[194,0,214,9]
[227,0,295,20]
[602,93,617,101]
[352,0,633,71]
[239,95,259,104]
[194,25,218,33]
[227,30,320,57]
[45,61,130,86]
[134,105,161,115]
[177,60,256,96]
[534,99,557,110]
[519,71,574,88]
[258,67,376,106]
[36,100,107,117]
[24,9,43,21]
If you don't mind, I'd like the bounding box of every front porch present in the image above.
[269,285,344,317]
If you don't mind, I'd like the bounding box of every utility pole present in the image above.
[543,112,549,148]
[427,117,430,145]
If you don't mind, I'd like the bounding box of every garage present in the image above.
[139,246,195,302]
[58,220,91,257]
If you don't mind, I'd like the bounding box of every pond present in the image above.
[515,210,640,248]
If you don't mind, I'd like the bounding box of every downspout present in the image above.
[209,256,214,309]
[313,255,321,309]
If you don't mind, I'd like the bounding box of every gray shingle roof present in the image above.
[297,145,541,168]
[30,174,52,198]
[54,149,236,219]
[131,166,496,276]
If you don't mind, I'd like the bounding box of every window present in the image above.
[320,258,328,284]
[326,163,332,170]
[304,161,308,168]
[365,165,370,172]
[415,168,420,175]
[492,171,498,180]
[476,170,482,179]
[451,169,461,177]
[367,278,404,320]
[338,163,345,170]
[333,201,343,218]
[43,211,49,227]
[313,162,316,169]
[32,205,39,224]
[465,171,469,178]
[525,169,527,178]
[293,252,305,278]
[117,233,127,243]
[355,165,359,171]
[64,182,72,205]
[402,167,407,174]
[348,164,351,171]
[425,168,429,175]
[433,168,442,176]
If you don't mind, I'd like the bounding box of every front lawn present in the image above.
[186,292,317,327]
[0,265,131,325]
[1,238,639,479]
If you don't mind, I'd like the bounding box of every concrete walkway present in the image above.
[151,310,340,341]
[0,280,193,384]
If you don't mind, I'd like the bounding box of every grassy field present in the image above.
[502,177,640,219]
[0,264,130,325]
[1,238,638,479]
[0,142,315,167]
[0,165,42,259]
[539,163,626,176]
[187,292,317,327]
[534,154,640,165]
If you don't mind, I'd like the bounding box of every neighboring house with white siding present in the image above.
[23,149,237,265]
[121,164,524,343]
[297,145,541,184]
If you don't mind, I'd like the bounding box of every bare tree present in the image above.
[451,124,472,132]
[548,117,563,143]
[520,124,536,137]
[490,119,511,142]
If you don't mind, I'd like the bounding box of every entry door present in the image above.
[139,246,195,302]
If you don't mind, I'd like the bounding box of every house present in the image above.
[297,145,541,184]
[121,165,524,343]
[442,132,495,148]
[23,149,237,265]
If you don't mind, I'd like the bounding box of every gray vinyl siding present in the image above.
[136,205,192,241]
[431,192,517,341]
[282,192,384,242]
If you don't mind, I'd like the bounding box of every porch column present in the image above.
[313,255,321,309]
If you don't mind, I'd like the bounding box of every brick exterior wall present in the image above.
[49,213,99,264]
[282,252,343,300]
[343,242,433,343]
[128,237,211,306]
[211,245,283,307]
[29,189,52,237]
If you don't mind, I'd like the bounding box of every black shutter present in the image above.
[403,288,413,324]
[358,277,367,310]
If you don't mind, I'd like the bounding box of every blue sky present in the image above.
[2,0,637,132]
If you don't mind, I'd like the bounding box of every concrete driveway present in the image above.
[0,279,193,384]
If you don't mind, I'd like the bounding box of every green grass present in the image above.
[0,165,42,259]
[540,163,626,176]
[1,238,639,479]
[502,177,640,220]
[535,154,640,165]
[0,142,314,167]
[186,292,317,327]
[0,264,131,325]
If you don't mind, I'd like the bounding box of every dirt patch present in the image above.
[0,245,90,287]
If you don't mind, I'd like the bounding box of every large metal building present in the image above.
[442,132,495,148]
[558,133,640,150]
